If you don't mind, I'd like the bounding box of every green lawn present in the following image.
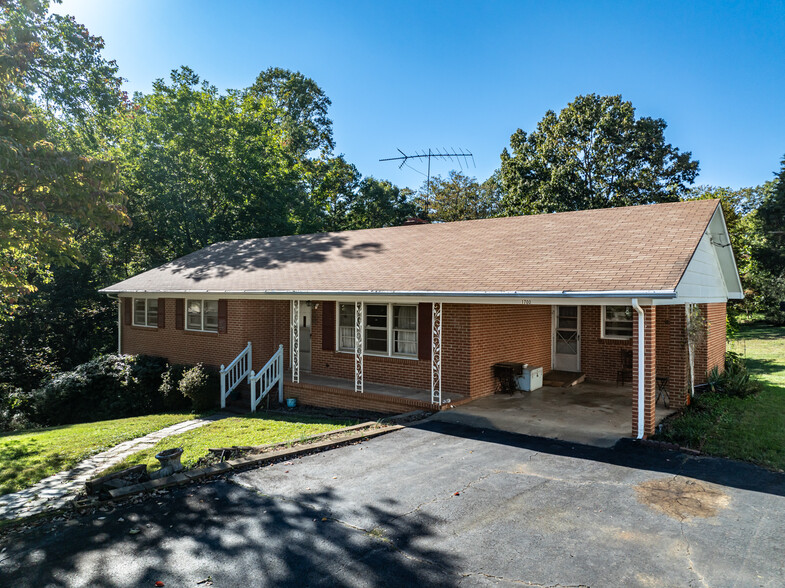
[656,321,785,470]
[108,412,356,474]
[0,413,198,495]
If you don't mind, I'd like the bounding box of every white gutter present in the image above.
[631,298,645,439]
[100,288,678,299]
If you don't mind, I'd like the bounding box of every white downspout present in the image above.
[106,294,121,355]
[631,298,645,440]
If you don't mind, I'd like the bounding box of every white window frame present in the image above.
[601,305,634,340]
[132,297,158,328]
[336,302,418,359]
[337,303,355,352]
[185,298,219,333]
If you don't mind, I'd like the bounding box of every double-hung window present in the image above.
[337,303,417,358]
[365,304,389,353]
[393,305,417,356]
[602,305,633,339]
[186,299,218,332]
[133,298,158,327]
[338,304,355,351]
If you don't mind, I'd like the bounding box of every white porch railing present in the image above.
[220,341,252,408]
[249,344,284,412]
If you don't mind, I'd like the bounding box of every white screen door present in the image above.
[553,306,580,372]
[299,305,312,372]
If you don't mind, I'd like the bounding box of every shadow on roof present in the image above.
[162,233,384,281]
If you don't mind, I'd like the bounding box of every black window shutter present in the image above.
[157,298,166,329]
[417,303,432,361]
[218,299,228,334]
[322,301,336,351]
[175,299,184,330]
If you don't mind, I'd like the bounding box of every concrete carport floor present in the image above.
[433,382,677,447]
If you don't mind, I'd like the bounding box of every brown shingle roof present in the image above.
[101,200,720,297]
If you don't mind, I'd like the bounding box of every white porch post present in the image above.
[291,300,300,383]
[431,302,442,404]
[354,301,364,393]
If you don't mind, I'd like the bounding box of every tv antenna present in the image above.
[379,148,475,213]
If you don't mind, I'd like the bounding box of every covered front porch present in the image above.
[282,298,722,438]
[283,371,471,414]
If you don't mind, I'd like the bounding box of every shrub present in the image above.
[0,383,35,431]
[30,354,169,426]
[178,363,217,412]
[159,364,192,411]
[705,352,761,399]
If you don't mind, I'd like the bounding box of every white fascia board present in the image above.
[103,290,669,306]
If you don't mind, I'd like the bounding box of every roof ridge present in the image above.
[215,199,721,246]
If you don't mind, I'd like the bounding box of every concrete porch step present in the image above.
[543,371,585,387]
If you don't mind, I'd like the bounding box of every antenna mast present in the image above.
[379,147,475,217]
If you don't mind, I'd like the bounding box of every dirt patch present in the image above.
[634,477,730,520]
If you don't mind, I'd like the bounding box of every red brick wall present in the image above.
[580,306,633,383]
[632,305,657,437]
[121,297,725,417]
[655,305,690,408]
[121,297,289,373]
[696,302,727,378]
[308,303,471,396]
[467,305,552,397]
[305,302,550,399]
[283,381,437,414]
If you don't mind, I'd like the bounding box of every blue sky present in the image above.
[57,0,785,191]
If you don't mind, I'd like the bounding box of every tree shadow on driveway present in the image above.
[413,419,785,497]
[1,481,459,587]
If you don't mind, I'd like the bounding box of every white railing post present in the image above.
[249,344,285,412]
[277,344,284,403]
[249,370,256,412]
[219,341,253,409]
[220,364,226,408]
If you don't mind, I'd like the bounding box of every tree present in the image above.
[300,156,360,233]
[248,67,334,157]
[757,156,785,276]
[415,170,500,222]
[499,94,699,215]
[116,67,299,266]
[344,178,416,230]
[0,0,128,318]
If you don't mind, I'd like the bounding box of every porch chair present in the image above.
[656,376,670,407]
[617,349,633,386]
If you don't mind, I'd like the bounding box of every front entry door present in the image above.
[553,306,580,372]
[299,305,312,372]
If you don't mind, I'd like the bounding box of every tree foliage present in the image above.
[757,157,785,276]
[116,67,301,266]
[415,170,501,222]
[0,0,128,318]
[248,67,334,157]
[500,94,699,215]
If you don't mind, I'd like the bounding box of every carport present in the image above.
[430,381,678,447]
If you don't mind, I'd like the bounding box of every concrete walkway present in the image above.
[0,413,229,520]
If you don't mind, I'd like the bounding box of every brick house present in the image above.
[101,199,742,438]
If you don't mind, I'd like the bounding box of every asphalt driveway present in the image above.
[2,420,784,587]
